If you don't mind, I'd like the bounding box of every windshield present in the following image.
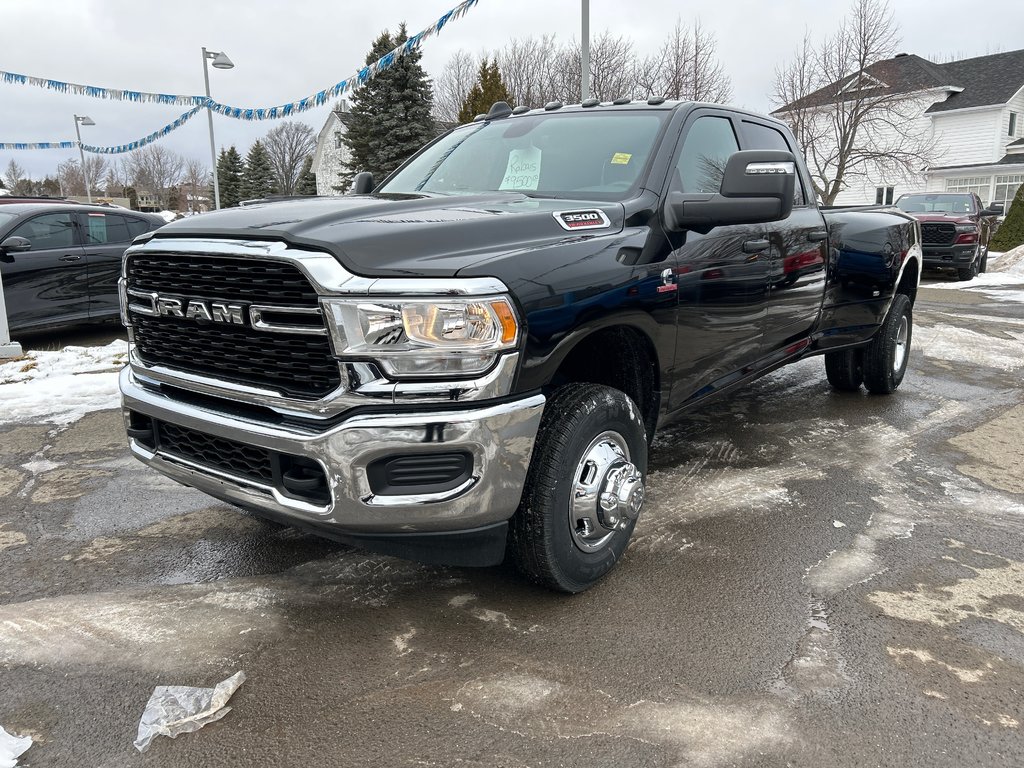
[0,212,17,229]
[896,194,976,214]
[379,111,668,201]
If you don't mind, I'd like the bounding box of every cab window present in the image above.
[674,116,739,194]
[742,121,806,206]
[83,213,131,244]
[9,213,76,250]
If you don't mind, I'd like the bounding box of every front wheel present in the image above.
[508,383,648,593]
[958,251,979,281]
[863,294,912,395]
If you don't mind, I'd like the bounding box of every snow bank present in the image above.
[925,245,1024,300]
[0,340,128,425]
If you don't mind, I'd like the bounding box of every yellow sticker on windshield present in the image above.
[610,152,632,165]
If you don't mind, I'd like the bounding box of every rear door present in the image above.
[737,118,828,352]
[79,211,150,319]
[0,211,88,332]
[667,111,770,408]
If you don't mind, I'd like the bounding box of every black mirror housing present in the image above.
[981,202,1004,216]
[351,172,375,195]
[0,236,32,254]
[665,150,797,231]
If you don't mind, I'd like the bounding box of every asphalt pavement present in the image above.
[1,276,1023,767]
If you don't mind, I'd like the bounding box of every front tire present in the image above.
[863,294,912,395]
[508,383,648,593]
[958,251,979,281]
[824,349,863,391]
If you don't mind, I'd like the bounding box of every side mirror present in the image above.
[350,172,375,195]
[981,202,1004,216]
[665,149,796,232]
[0,235,32,254]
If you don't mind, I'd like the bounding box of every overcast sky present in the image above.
[2,0,1022,181]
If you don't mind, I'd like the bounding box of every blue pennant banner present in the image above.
[1,0,480,154]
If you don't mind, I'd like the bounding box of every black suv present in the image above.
[0,203,165,334]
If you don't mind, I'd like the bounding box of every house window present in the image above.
[875,186,894,205]
[945,176,990,199]
[334,131,344,150]
[994,174,1023,211]
[1010,112,1018,137]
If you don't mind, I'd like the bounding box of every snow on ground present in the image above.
[925,245,1024,302]
[0,340,128,425]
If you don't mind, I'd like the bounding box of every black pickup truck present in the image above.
[118,100,921,592]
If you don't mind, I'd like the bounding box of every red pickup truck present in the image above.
[895,192,1003,280]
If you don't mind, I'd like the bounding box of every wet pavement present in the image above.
[1,279,1023,767]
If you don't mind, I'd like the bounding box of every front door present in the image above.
[667,112,770,408]
[0,211,88,333]
[736,118,827,351]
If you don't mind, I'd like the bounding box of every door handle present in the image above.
[59,254,82,262]
[807,230,828,242]
[742,239,769,253]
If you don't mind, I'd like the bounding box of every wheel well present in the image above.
[550,326,660,441]
[897,257,919,305]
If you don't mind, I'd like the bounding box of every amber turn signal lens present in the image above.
[490,300,518,344]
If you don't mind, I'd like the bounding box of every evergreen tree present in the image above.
[215,146,244,208]
[457,59,513,124]
[296,155,318,195]
[339,24,436,190]
[241,140,276,200]
[990,184,1024,252]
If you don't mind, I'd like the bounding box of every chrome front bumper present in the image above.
[120,367,545,535]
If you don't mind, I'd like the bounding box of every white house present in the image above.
[774,50,1024,209]
[311,101,353,196]
[312,101,457,196]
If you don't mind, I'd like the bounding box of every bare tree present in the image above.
[772,0,935,204]
[263,121,317,195]
[497,35,562,107]
[434,50,482,122]
[182,157,210,212]
[4,160,26,191]
[123,145,186,207]
[636,19,732,102]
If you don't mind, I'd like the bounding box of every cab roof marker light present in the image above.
[544,101,563,111]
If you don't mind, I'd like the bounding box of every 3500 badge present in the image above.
[553,209,611,232]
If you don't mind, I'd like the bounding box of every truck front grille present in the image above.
[920,222,956,246]
[125,252,340,400]
[127,254,320,307]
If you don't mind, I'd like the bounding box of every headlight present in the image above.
[322,296,519,377]
[955,224,977,233]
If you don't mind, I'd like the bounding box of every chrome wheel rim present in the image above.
[568,431,645,553]
[893,315,909,372]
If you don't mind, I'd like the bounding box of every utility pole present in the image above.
[581,0,591,101]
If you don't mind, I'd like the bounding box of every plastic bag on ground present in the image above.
[134,671,246,753]
[0,726,32,768]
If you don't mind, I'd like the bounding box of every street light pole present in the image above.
[202,47,234,211]
[581,0,590,101]
[73,114,95,203]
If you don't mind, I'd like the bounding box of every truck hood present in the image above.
[903,212,976,225]
[150,193,626,277]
